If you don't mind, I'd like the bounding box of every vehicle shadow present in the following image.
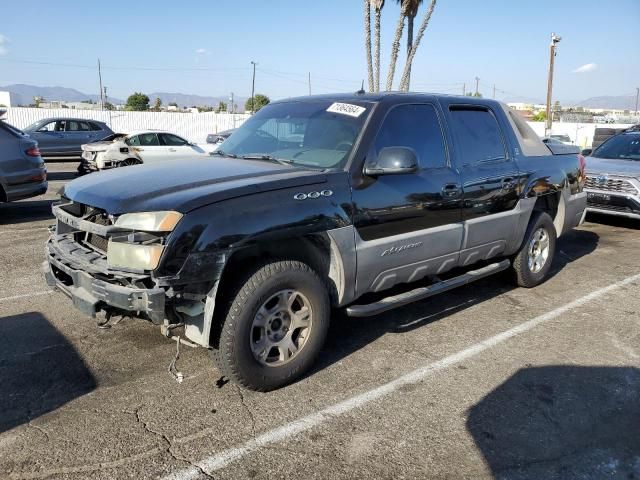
[466,366,640,479]
[312,228,599,377]
[0,199,54,225]
[585,212,640,230]
[0,312,96,434]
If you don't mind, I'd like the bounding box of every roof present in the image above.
[271,91,498,105]
[30,117,108,124]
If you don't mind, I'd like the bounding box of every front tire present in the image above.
[213,260,330,391]
[511,211,556,288]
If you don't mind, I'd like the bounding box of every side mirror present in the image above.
[364,147,418,176]
[581,148,592,156]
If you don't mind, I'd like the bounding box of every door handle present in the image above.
[442,183,462,198]
[168,148,177,152]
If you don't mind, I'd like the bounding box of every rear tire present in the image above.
[511,212,556,288]
[213,260,330,391]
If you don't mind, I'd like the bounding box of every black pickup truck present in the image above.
[44,93,587,391]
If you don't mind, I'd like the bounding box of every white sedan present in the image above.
[80,130,217,172]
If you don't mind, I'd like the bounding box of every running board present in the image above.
[346,259,511,318]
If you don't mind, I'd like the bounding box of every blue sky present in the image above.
[0,0,638,103]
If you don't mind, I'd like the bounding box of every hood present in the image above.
[63,157,327,214]
[586,156,640,177]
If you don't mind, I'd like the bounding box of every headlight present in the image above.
[115,211,182,231]
[107,241,164,270]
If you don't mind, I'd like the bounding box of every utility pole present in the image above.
[493,84,496,99]
[545,33,562,136]
[462,83,466,96]
[98,58,104,109]
[474,77,480,96]
[308,72,311,96]
[104,86,112,126]
[250,61,257,113]
[635,87,639,115]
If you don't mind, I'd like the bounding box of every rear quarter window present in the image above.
[448,107,507,164]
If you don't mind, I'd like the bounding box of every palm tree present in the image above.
[399,0,437,91]
[385,1,409,91]
[364,0,374,92]
[372,0,385,92]
[401,0,423,91]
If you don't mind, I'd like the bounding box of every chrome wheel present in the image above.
[250,289,313,367]
[527,227,550,273]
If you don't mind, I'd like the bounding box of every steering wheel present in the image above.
[335,141,353,151]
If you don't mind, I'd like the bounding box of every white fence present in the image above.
[526,122,634,148]
[4,107,251,144]
[4,107,636,148]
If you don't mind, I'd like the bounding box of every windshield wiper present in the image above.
[212,149,237,158]
[241,154,293,166]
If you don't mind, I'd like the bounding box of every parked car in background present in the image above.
[582,126,640,220]
[23,118,113,157]
[206,128,235,146]
[0,112,47,202]
[79,130,216,172]
[548,134,572,145]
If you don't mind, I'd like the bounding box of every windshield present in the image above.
[219,100,371,169]
[593,134,640,161]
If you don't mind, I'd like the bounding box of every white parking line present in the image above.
[163,272,640,480]
[0,291,53,303]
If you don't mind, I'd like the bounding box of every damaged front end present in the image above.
[43,198,226,347]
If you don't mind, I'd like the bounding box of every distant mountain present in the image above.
[0,84,246,111]
[0,84,124,106]
[576,95,638,110]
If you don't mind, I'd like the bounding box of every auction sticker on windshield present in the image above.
[327,103,366,117]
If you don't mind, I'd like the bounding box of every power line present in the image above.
[0,58,251,72]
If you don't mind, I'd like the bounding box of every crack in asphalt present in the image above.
[133,406,215,480]
[235,385,257,439]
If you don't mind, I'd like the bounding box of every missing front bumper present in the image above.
[43,240,166,323]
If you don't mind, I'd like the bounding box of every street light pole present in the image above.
[545,33,561,136]
[475,77,480,96]
[635,87,639,116]
[250,61,257,113]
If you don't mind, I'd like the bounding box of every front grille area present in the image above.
[83,211,111,252]
[588,202,634,213]
[585,176,638,194]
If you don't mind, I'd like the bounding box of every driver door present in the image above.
[350,103,463,296]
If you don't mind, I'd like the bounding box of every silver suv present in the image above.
[584,129,640,220]
[0,115,48,202]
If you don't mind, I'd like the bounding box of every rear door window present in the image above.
[126,135,141,146]
[65,121,81,132]
[448,107,507,165]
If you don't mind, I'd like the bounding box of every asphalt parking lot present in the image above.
[1,160,639,480]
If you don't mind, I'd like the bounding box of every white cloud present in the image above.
[573,63,597,74]
[0,34,9,56]
[195,48,208,55]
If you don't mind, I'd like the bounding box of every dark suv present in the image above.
[0,116,47,202]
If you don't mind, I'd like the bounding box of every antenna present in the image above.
[356,80,365,95]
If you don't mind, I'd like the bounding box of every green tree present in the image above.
[465,92,482,98]
[398,0,436,91]
[126,92,150,111]
[532,111,546,122]
[215,101,227,113]
[153,97,162,111]
[245,94,270,113]
[104,102,115,111]
[168,102,178,107]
